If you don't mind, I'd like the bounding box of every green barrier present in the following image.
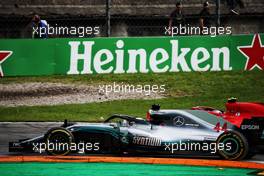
[0,34,263,77]
[0,163,258,176]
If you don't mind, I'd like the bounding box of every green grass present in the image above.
[0,71,263,122]
[0,163,256,176]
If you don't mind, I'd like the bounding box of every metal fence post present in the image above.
[216,0,221,27]
[106,0,111,37]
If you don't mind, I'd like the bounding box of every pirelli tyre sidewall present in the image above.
[44,127,74,156]
[216,131,248,160]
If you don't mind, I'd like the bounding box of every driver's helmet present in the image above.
[121,119,128,126]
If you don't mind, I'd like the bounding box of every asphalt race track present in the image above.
[0,122,263,163]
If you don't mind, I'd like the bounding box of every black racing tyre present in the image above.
[216,131,249,160]
[44,127,74,156]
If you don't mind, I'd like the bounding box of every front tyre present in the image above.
[44,127,74,156]
[216,131,248,160]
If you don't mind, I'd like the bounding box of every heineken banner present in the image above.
[0,34,263,77]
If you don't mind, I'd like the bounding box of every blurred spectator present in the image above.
[199,1,211,32]
[168,2,186,35]
[32,15,48,39]
[226,0,245,15]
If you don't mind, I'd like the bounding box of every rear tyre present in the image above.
[44,127,74,156]
[216,131,248,160]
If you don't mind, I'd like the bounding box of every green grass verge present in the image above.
[0,71,263,122]
[0,163,256,176]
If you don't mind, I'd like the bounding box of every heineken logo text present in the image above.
[67,40,232,74]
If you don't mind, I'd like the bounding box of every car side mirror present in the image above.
[109,123,118,128]
[129,121,135,126]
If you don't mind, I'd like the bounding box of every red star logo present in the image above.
[0,51,12,77]
[238,34,264,70]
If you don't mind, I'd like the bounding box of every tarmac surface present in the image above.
[0,122,263,164]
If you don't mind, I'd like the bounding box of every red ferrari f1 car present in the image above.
[192,97,264,155]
